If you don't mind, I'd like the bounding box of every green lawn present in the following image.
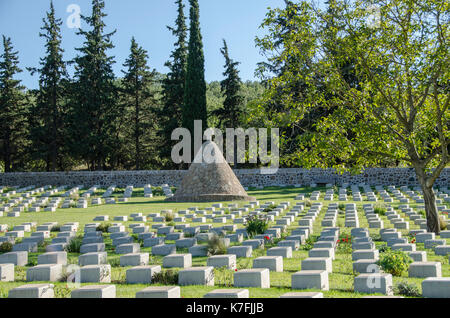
[0,186,449,298]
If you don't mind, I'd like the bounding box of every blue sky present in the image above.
[0,0,286,89]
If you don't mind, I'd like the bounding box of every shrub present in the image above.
[65,236,83,253]
[376,249,412,276]
[167,221,175,227]
[51,225,60,232]
[214,267,233,287]
[301,237,316,251]
[304,199,312,207]
[207,234,228,256]
[338,204,345,211]
[0,242,13,254]
[165,211,175,222]
[374,204,386,216]
[152,270,179,285]
[418,210,426,218]
[96,223,111,233]
[395,281,421,297]
[263,204,277,213]
[245,215,269,238]
[336,235,352,254]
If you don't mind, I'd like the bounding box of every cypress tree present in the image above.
[213,39,244,167]
[121,37,157,170]
[0,36,27,172]
[160,0,188,168]
[69,0,118,170]
[183,0,207,157]
[214,39,244,128]
[28,1,68,171]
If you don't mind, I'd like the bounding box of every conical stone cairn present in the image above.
[166,141,256,202]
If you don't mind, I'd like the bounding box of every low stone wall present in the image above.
[0,168,448,188]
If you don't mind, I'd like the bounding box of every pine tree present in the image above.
[214,39,244,128]
[69,0,118,170]
[121,37,157,170]
[183,0,207,157]
[0,36,27,172]
[160,0,188,168]
[213,39,245,167]
[28,1,68,171]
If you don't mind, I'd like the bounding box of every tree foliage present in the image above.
[160,0,188,168]
[28,1,68,171]
[68,0,119,170]
[183,0,208,143]
[0,36,28,172]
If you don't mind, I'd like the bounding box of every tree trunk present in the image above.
[414,164,441,234]
[421,185,441,235]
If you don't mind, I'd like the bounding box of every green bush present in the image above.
[207,234,228,256]
[96,223,111,233]
[0,242,13,254]
[338,204,345,211]
[376,248,412,276]
[374,204,386,216]
[336,235,352,254]
[152,270,179,285]
[263,204,277,213]
[395,281,421,297]
[165,211,175,222]
[246,215,269,238]
[65,236,83,253]
[304,199,312,207]
[301,237,316,251]
[51,225,60,232]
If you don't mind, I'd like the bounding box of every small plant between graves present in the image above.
[207,234,228,256]
[96,223,111,233]
[214,267,233,287]
[152,269,179,285]
[0,242,13,254]
[165,211,175,222]
[65,236,83,253]
[376,248,413,276]
[263,204,277,213]
[336,235,352,254]
[394,281,421,297]
[374,204,386,215]
[245,215,269,238]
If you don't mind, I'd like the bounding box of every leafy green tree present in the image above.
[0,36,28,172]
[121,37,158,170]
[255,0,449,234]
[183,0,208,157]
[160,0,188,168]
[28,1,68,171]
[69,0,118,170]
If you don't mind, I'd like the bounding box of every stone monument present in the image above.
[166,141,255,202]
